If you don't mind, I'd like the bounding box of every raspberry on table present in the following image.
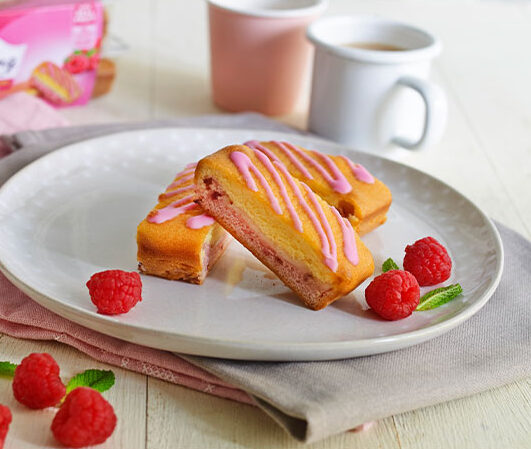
[12,353,66,409]
[403,236,452,286]
[51,387,117,448]
[86,270,142,315]
[365,270,420,321]
[0,404,12,449]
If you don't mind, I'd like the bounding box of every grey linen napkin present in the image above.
[186,226,530,441]
[1,114,530,443]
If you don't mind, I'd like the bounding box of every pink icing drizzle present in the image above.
[245,140,313,180]
[166,173,194,190]
[231,150,360,270]
[186,214,215,229]
[248,140,352,194]
[272,141,314,179]
[280,142,352,194]
[148,162,216,228]
[229,151,283,215]
[254,150,303,232]
[148,195,198,224]
[159,184,195,199]
[340,156,375,184]
[330,207,359,265]
[273,161,338,271]
[244,141,281,163]
[302,183,338,272]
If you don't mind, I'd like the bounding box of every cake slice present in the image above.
[137,162,230,284]
[195,145,374,310]
[243,140,392,235]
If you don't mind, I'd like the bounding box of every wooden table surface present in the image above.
[2,0,531,448]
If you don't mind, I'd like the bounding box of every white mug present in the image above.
[306,15,447,153]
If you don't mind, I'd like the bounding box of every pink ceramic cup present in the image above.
[207,0,328,116]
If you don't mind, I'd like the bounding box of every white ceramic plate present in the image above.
[0,128,503,361]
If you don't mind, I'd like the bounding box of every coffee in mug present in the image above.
[342,42,405,52]
[307,16,447,153]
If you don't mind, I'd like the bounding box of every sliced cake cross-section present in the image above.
[195,145,375,310]
[137,162,230,284]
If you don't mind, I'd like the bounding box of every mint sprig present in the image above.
[382,258,399,272]
[416,284,463,311]
[66,369,115,394]
[0,361,17,378]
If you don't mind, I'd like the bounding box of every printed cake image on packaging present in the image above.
[0,0,104,106]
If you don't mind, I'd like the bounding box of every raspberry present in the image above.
[88,53,100,71]
[52,387,117,448]
[365,270,420,320]
[403,237,452,286]
[12,353,66,409]
[63,54,89,74]
[86,270,142,315]
[0,404,12,449]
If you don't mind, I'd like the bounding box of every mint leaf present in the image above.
[0,361,17,378]
[382,258,399,272]
[416,284,463,311]
[66,369,115,394]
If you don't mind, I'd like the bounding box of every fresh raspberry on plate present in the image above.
[0,404,12,449]
[365,270,420,320]
[403,236,452,286]
[12,353,66,409]
[86,270,142,315]
[51,387,117,448]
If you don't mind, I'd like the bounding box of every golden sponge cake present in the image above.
[243,140,392,235]
[195,145,374,310]
[137,163,230,284]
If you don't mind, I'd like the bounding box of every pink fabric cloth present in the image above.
[0,92,69,156]
[0,271,253,405]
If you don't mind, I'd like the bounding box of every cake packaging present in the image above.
[0,0,104,106]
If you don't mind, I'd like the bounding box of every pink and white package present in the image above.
[0,0,104,106]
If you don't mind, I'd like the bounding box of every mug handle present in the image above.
[391,75,447,150]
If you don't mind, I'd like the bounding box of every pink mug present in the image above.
[207,0,328,116]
